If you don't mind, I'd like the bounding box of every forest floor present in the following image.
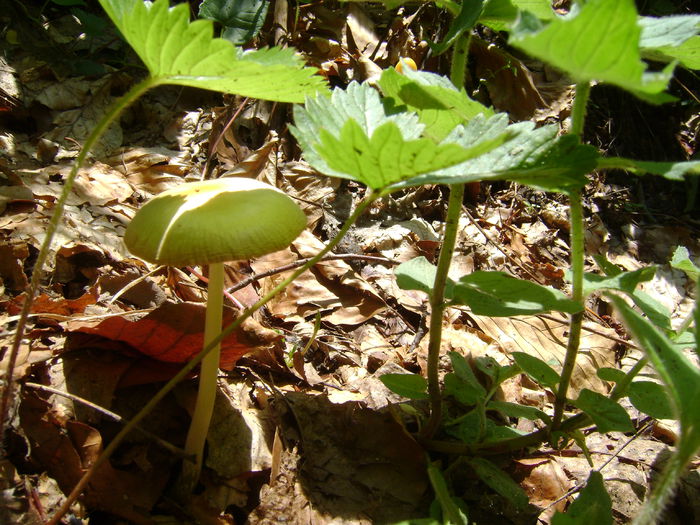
[1,1,699,524]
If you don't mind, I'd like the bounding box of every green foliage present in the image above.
[552,471,612,525]
[671,246,700,282]
[198,0,269,45]
[628,381,675,420]
[465,457,530,510]
[572,389,634,433]
[511,352,560,390]
[380,374,429,399]
[98,0,325,102]
[639,15,700,69]
[510,0,674,102]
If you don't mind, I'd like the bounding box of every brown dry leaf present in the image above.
[514,457,572,519]
[19,392,167,524]
[473,313,617,395]
[72,161,133,206]
[253,231,387,325]
[0,239,29,292]
[111,146,191,195]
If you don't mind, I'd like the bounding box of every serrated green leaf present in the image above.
[293,82,511,190]
[379,67,493,141]
[628,381,675,420]
[487,400,551,424]
[466,457,530,510]
[512,352,560,390]
[671,246,700,282]
[552,471,612,525]
[198,0,269,45]
[510,0,673,96]
[597,157,700,180]
[449,271,582,316]
[379,373,429,399]
[572,389,634,433]
[98,0,325,102]
[397,122,597,193]
[395,256,438,297]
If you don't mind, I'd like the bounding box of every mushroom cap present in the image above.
[124,178,306,266]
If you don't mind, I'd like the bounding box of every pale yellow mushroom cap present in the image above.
[124,178,306,266]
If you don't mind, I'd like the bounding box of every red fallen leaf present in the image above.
[68,301,280,370]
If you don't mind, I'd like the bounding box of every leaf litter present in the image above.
[1,2,700,524]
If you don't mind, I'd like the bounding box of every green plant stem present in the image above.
[552,192,585,429]
[450,31,471,87]
[632,445,695,525]
[570,81,591,137]
[422,184,465,439]
[1,76,157,445]
[45,191,379,525]
[180,262,224,492]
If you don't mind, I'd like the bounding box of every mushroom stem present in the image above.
[182,262,224,489]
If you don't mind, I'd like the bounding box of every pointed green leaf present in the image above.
[671,246,700,282]
[449,271,582,316]
[379,373,429,400]
[98,0,325,102]
[466,457,530,510]
[448,352,487,398]
[480,0,555,31]
[198,0,269,45]
[512,352,560,390]
[597,157,700,181]
[581,266,657,297]
[397,121,597,193]
[487,400,551,424]
[379,67,493,141]
[607,295,700,443]
[644,35,700,70]
[552,471,612,525]
[395,256,438,297]
[430,0,485,55]
[510,0,673,97]
[628,381,675,420]
[597,367,626,384]
[572,389,634,433]
[639,15,700,49]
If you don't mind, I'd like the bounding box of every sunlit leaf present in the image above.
[98,0,325,102]
[552,471,612,525]
[512,352,560,390]
[597,157,700,181]
[379,373,429,400]
[572,389,634,433]
[510,0,674,99]
[671,246,700,282]
[628,381,675,420]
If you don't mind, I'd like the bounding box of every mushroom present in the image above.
[124,177,306,488]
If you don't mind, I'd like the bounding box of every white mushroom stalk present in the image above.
[124,177,306,491]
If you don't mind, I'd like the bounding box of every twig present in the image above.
[226,253,397,293]
[23,382,188,458]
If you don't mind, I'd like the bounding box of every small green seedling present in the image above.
[124,177,306,489]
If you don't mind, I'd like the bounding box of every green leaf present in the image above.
[597,367,626,384]
[552,471,612,525]
[395,256,438,296]
[580,266,657,297]
[466,457,530,510]
[512,352,560,390]
[597,157,700,181]
[396,121,597,193]
[671,246,700,282]
[638,15,700,49]
[607,295,700,447]
[449,271,582,316]
[572,389,634,433]
[430,0,485,55]
[628,381,675,420]
[198,0,269,45]
[644,35,700,70]
[487,400,551,424]
[444,352,487,405]
[510,0,674,97]
[427,463,470,525]
[480,0,555,31]
[379,67,493,141]
[98,0,325,102]
[379,373,429,400]
[293,82,510,191]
